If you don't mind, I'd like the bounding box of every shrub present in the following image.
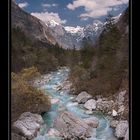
[11,68,51,122]
[19,66,40,81]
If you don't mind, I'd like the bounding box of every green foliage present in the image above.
[70,65,90,81]
[80,44,96,69]
[19,66,40,81]
[69,12,128,96]
[11,67,51,122]
[94,15,128,95]
[99,17,121,56]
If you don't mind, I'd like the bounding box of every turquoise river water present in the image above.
[34,67,117,140]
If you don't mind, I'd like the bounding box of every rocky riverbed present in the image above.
[12,67,129,140]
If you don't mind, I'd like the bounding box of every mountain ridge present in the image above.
[12,1,128,50]
[46,19,104,49]
[11,1,56,45]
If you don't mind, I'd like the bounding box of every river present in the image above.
[34,67,117,140]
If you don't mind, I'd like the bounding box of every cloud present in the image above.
[67,0,128,18]
[80,17,89,21]
[42,3,59,8]
[41,4,51,8]
[31,12,67,24]
[18,2,29,8]
[52,4,59,7]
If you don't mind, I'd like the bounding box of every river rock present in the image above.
[47,128,60,137]
[117,90,126,105]
[83,117,99,128]
[95,95,103,100]
[53,111,92,139]
[124,128,129,140]
[118,105,125,114]
[110,120,119,128]
[33,74,51,87]
[56,85,62,91]
[96,98,102,104]
[84,99,96,110]
[96,100,114,112]
[107,111,112,115]
[63,81,72,91]
[115,120,128,138]
[112,110,118,117]
[56,77,72,91]
[75,91,92,104]
[12,112,43,139]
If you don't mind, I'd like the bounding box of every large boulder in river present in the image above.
[84,99,96,110]
[75,91,92,104]
[83,117,99,128]
[115,120,128,138]
[53,111,92,139]
[12,112,44,139]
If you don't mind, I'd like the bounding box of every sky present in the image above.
[15,0,129,27]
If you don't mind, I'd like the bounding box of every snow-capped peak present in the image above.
[113,13,122,23]
[93,20,103,26]
[47,20,60,27]
[64,26,84,34]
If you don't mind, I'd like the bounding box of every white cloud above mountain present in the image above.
[31,12,67,24]
[67,0,128,18]
[18,2,29,8]
[41,3,59,8]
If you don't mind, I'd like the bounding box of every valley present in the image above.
[11,1,129,140]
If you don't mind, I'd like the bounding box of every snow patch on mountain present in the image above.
[113,13,122,23]
[64,26,84,34]
[47,20,60,27]
[44,17,126,49]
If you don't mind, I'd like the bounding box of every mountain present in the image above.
[11,1,126,50]
[11,1,56,45]
[46,20,103,49]
[11,1,66,73]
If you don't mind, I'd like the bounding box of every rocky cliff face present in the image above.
[117,7,129,36]
[11,1,56,45]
